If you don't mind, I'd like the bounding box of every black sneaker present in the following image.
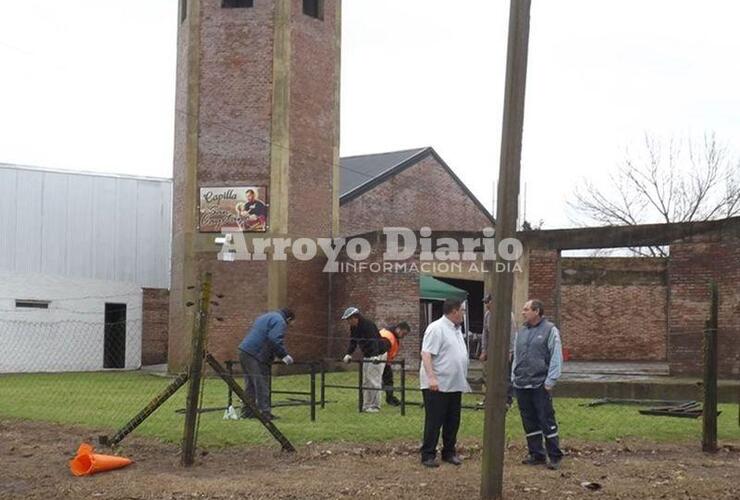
[387,396,401,407]
[261,412,280,421]
[521,455,547,466]
[421,458,439,468]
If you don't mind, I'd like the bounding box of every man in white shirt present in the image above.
[419,299,471,468]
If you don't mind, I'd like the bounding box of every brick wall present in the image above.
[330,245,421,367]
[668,236,740,377]
[340,155,492,236]
[199,257,269,366]
[289,0,338,238]
[286,257,330,362]
[142,288,170,365]
[526,230,740,375]
[170,1,340,370]
[527,249,560,325]
[560,258,668,361]
[197,1,275,186]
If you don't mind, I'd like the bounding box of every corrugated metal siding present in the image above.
[0,165,172,289]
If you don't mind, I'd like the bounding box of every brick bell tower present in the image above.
[169,0,341,370]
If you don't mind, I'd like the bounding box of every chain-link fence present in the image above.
[1,316,738,457]
[0,317,181,441]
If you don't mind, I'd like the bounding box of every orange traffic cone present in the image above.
[70,443,133,476]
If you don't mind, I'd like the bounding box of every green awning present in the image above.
[419,275,468,301]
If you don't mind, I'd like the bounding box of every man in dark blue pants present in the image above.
[512,299,564,470]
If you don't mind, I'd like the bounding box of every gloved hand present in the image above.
[282,355,294,365]
[343,354,352,364]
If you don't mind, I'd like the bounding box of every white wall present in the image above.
[0,164,172,289]
[0,272,143,373]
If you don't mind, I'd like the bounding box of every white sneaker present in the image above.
[223,405,239,420]
[364,407,379,413]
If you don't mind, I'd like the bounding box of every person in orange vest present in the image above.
[379,322,411,406]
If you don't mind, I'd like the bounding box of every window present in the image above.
[222,0,254,7]
[15,300,50,310]
[303,0,323,20]
[180,0,187,24]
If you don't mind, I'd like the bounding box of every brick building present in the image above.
[521,218,740,378]
[167,0,737,379]
[340,147,493,235]
[0,163,171,373]
[169,0,341,370]
[166,0,496,372]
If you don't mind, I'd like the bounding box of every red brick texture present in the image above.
[559,258,668,362]
[197,2,275,187]
[199,257,269,367]
[170,1,340,370]
[668,236,740,378]
[340,154,493,237]
[527,249,560,325]
[286,258,330,362]
[142,288,170,365]
[330,244,421,367]
[527,230,739,376]
[289,0,338,238]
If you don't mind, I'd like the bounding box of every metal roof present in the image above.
[339,147,428,198]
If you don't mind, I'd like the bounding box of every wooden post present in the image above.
[481,1,532,498]
[702,282,719,453]
[205,353,296,452]
[181,271,212,466]
[102,373,189,447]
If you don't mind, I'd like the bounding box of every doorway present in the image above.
[104,303,127,369]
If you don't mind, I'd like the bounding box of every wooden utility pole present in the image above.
[702,282,719,453]
[481,1,532,498]
[182,271,212,466]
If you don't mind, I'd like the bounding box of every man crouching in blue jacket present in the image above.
[238,308,295,421]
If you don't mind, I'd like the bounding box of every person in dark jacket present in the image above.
[512,299,564,470]
[380,322,410,406]
[238,308,295,421]
[341,307,388,412]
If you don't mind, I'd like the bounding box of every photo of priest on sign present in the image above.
[198,186,269,233]
[235,189,268,232]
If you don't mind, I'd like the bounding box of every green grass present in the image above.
[1,371,738,448]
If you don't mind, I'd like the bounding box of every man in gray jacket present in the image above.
[512,299,564,470]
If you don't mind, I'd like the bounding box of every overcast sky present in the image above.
[1,0,739,229]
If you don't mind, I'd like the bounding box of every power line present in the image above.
[174,107,494,211]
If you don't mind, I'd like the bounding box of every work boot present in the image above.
[547,459,561,471]
[521,455,547,466]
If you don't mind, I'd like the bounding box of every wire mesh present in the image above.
[1,317,738,453]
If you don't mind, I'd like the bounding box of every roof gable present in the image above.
[339,146,494,224]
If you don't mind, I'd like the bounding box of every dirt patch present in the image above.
[1,419,739,499]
